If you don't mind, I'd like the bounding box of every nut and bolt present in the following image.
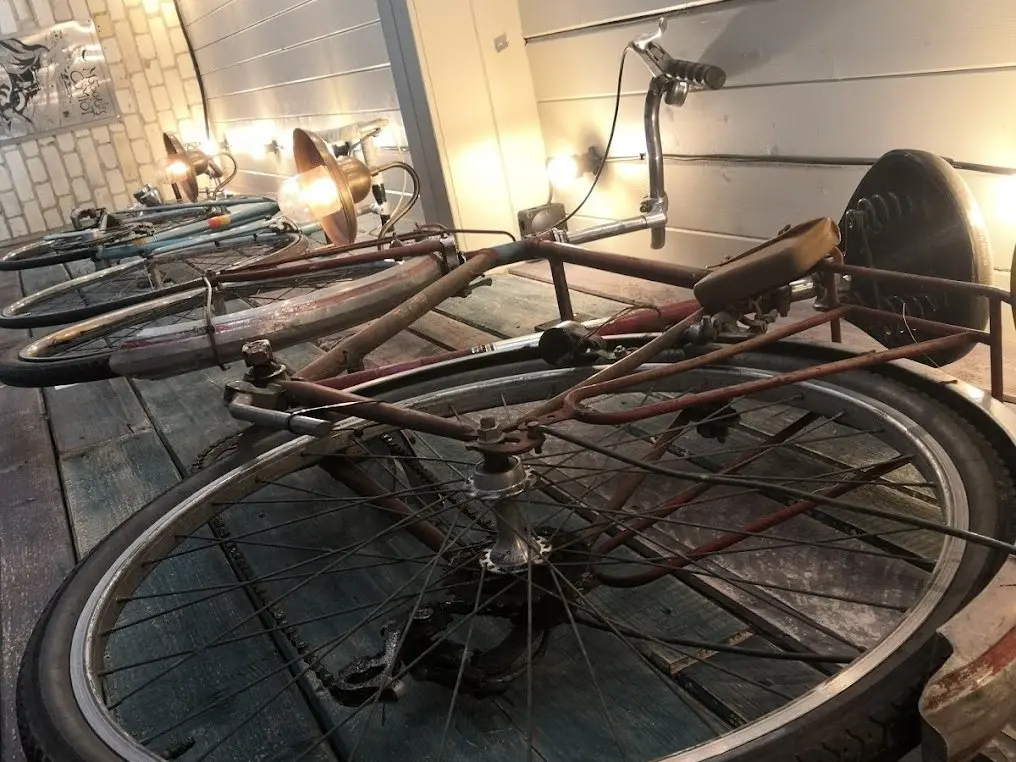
[477,415,502,444]
[242,339,274,367]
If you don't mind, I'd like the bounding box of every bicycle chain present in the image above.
[379,432,495,531]
[206,515,347,698]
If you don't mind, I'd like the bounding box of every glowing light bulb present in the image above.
[277,165,343,224]
[546,154,581,190]
[160,155,190,182]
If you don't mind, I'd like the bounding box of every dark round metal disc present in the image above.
[839,148,992,366]
[292,128,362,245]
[162,132,199,202]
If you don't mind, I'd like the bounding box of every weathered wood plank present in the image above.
[44,379,153,455]
[508,260,694,307]
[58,430,182,554]
[131,366,248,473]
[363,329,445,370]
[436,274,628,338]
[0,385,75,762]
[408,310,498,350]
[677,636,824,724]
[103,527,337,762]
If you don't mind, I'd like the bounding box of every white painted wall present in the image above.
[520,0,1016,293]
[392,0,549,250]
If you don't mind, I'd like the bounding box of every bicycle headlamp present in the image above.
[277,165,344,225]
[290,127,373,244]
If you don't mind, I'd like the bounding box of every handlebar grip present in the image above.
[665,59,726,90]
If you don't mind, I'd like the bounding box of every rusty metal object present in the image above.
[532,239,708,287]
[552,307,847,423]
[320,456,450,552]
[595,456,908,587]
[564,328,973,426]
[292,128,373,245]
[221,237,448,284]
[921,557,1016,762]
[279,379,477,442]
[295,245,491,381]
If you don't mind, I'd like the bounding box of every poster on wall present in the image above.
[0,20,118,144]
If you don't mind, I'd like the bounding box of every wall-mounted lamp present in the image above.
[281,128,374,243]
[546,146,603,191]
[162,132,237,201]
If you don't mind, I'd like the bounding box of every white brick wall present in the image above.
[0,0,204,242]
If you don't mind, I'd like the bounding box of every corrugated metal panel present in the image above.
[522,0,1016,274]
[180,0,419,223]
[519,0,734,39]
[193,2,380,75]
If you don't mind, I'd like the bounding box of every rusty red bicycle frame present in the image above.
[280,237,1013,442]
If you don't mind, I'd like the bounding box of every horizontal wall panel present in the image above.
[553,160,858,240]
[528,0,1016,101]
[194,1,381,75]
[537,68,1016,170]
[569,213,763,268]
[202,23,388,98]
[519,0,731,39]
[214,111,407,151]
[551,160,1015,270]
[187,0,318,51]
[207,67,400,123]
[177,0,234,26]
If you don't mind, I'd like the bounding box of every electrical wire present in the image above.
[556,47,630,229]
[375,162,420,241]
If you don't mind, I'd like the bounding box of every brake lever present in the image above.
[629,17,671,79]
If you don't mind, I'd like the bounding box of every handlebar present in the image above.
[665,59,726,90]
[626,17,726,250]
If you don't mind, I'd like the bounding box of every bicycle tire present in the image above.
[0,253,447,387]
[0,211,216,272]
[16,345,1016,762]
[0,237,103,271]
[0,234,312,329]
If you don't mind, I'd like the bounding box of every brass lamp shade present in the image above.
[162,132,200,202]
[292,128,373,244]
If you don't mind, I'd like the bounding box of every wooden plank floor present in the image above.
[1,260,1013,761]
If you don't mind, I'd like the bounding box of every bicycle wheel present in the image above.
[18,344,1016,762]
[0,252,447,386]
[0,234,311,329]
[0,210,216,272]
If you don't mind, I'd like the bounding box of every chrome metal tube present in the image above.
[226,401,332,436]
[563,212,667,245]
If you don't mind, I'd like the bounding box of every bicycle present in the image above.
[14,18,1016,762]
[0,125,421,331]
[15,208,1016,762]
